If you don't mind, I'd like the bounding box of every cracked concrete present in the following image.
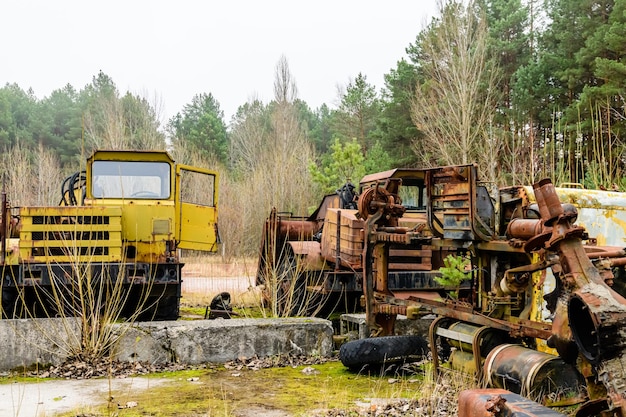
[112,317,334,364]
[0,317,334,371]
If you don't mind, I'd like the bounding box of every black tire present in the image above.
[339,335,429,371]
[151,296,180,321]
[1,287,18,318]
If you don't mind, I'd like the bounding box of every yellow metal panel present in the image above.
[132,241,168,263]
[117,201,175,242]
[177,203,218,251]
[523,186,626,246]
[18,205,123,263]
[175,165,220,252]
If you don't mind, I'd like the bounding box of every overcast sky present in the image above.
[2,1,439,124]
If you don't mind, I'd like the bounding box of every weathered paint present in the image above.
[523,185,626,247]
[483,344,584,402]
[17,206,123,264]
[458,389,566,417]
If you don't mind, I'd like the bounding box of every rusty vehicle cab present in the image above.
[357,167,490,303]
[1,149,219,320]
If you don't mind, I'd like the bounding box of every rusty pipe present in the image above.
[276,220,317,240]
[506,218,544,240]
[610,257,626,267]
[459,389,574,417]
[585,249,626,259]
[335,210,341,271]
[533,178,565,226]
[1,192,5,266]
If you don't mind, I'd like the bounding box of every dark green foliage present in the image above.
[40,85,84,165]
[378,59,421,166]
[307,103,334,155]
[167,93,229,164]
[436,254,471,299]
[332,73,380,151]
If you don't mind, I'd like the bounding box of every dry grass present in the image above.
[182,255,257,278]
[180,255,265,318]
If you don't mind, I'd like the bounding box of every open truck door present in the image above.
[175,164,219,252]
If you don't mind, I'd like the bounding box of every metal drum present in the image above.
[484,344,584,403]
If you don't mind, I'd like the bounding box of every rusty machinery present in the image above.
[354,171,626,416]
[258,163,626,414]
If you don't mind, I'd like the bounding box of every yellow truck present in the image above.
[0,149,219,321]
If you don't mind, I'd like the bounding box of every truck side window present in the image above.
[400,179,426,210]
[179,169,216,207]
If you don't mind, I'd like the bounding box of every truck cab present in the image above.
[1,149,219,320]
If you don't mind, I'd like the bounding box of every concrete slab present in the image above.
[0,317,334,371]
[111,318,334,365]
[0,318,80,371]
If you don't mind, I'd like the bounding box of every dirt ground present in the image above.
[0,376,170,417]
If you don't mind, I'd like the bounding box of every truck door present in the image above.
[175,164,219,252]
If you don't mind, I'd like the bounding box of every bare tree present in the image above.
[229,98,268,175]
[274,55,298,104]
[1,143,34,207]
[83,76,165,151]
[410,0,501,182]
[34,144,63,205]
[83,92,126,150]
[227,57,315,256]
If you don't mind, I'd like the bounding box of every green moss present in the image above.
[54,361,426,417]
[179,305,267,320]
[179,306,208,318]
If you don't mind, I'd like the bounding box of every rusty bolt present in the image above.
[485,394,507,414]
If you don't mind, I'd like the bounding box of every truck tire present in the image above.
[136,295,179,321]
[1,288,18,318]
[339,335,429,371]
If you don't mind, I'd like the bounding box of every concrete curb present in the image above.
[0,318,81,370]
[112,318,334,364]
[0,317,334,371]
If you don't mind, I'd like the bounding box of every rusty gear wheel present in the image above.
[358,186,392,220]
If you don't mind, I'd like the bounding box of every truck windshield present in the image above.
[92,161,171,199]
[399,179,426,210]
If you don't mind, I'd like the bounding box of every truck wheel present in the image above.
[137,296,179,321]
[339,335,429,371]
[152,296,180,321]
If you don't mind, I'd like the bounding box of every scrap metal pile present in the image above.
[260,164,626,415]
